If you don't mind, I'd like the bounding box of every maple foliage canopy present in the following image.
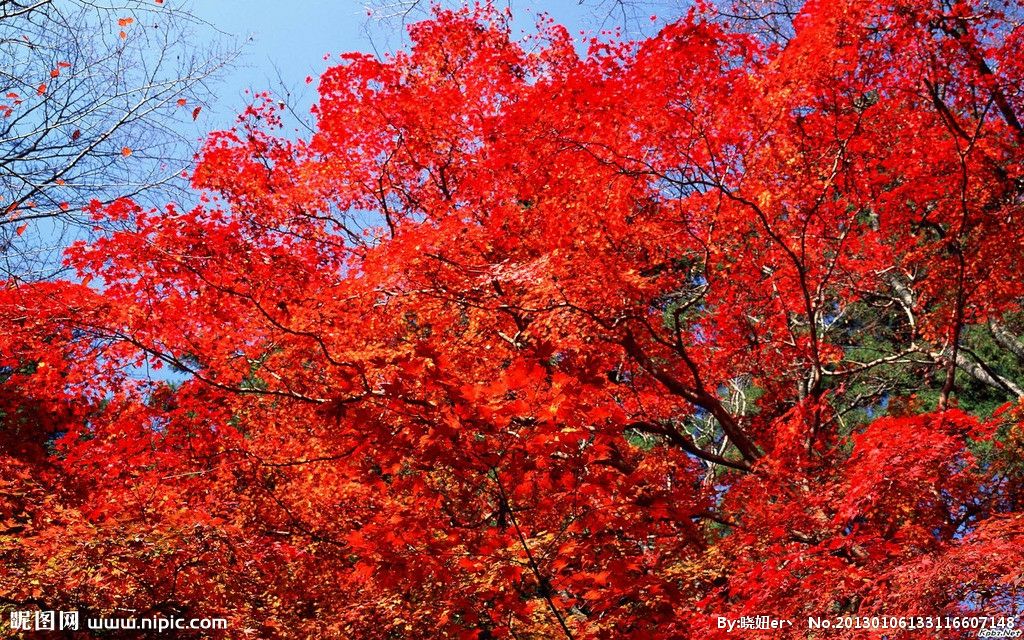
[3,0,1024,637]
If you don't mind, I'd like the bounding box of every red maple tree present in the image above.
[3,1,1024,637]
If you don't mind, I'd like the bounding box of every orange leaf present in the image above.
[119,30,127,39]
[37,83,47,95]
[177,98,187,106]
[118,17,134,26]
[50,69,60,78]
[121,147,132,157]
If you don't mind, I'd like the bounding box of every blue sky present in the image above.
[185,1,662,132]
[187,0,374,127]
